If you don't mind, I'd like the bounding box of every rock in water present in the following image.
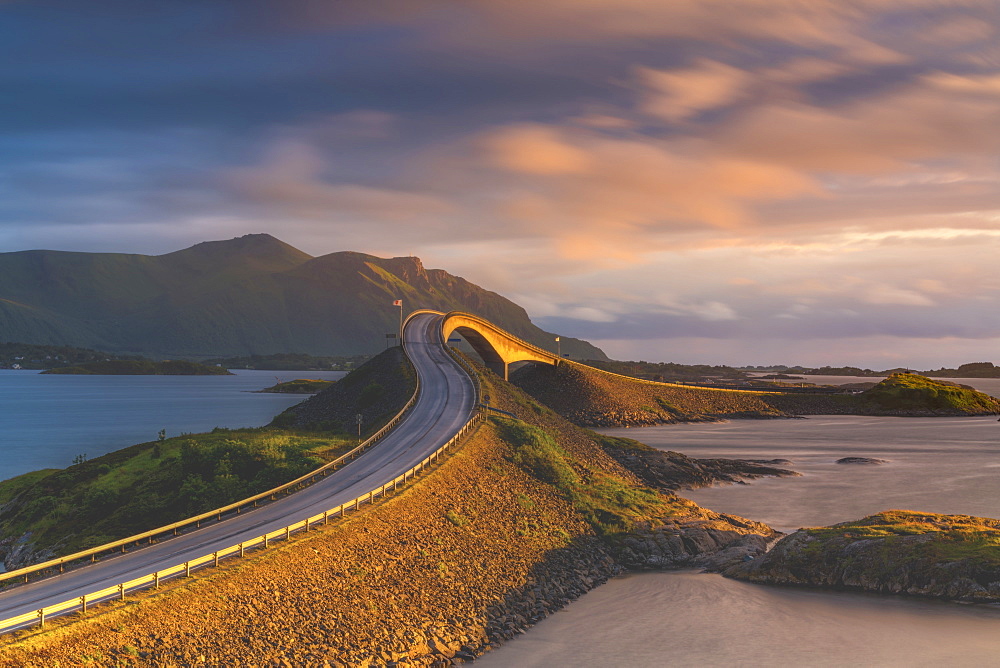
[836,457,888,465]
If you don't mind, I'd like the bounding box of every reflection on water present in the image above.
[481,410,1000,667]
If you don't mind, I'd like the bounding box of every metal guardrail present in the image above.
[0,342,424,588]
[568,361,787,395]
[0,413,483,635]
[0,311,483,635]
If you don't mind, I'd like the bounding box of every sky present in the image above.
[1,0,999,369]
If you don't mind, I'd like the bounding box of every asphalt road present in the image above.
[0,312,476,623]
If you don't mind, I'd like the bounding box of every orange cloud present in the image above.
[479,125,593,175]
[636,60,751,121]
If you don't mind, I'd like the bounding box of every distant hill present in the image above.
[0,342,145,370]
[0,234,607,360]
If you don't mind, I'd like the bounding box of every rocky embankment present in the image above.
[728,510,1000,602]
[511,362,790,427]
[271,347,416,432]
[512,365,1000,427]
[1,361,777,667]
[596,435,799,491]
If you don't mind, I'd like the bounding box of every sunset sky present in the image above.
[2,1,999,368]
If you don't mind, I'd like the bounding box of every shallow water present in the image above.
[0,369,344,481]
[614,415,1000,532]
[480,380,1000,667]
[477,570,1000,668]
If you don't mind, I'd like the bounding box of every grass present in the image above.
[859,373,1000,413]
[0,469,58,505]
[495,418,668,535]
[806,510,1000,568]
[444,510,471,527]
[0,428,353,558]
[259,378,335,393]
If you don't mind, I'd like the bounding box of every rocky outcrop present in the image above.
[0,531,57,572]
[836,457,888,465]
[728,511,1000,603]
[598,438,800,491]
[618,512,778,571]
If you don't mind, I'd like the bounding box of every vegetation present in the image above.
[271,347,416,434]
[859,373,1000,414]
[41,360,232,375]
[925,362,1000,378]
[0,233,607,359]
[495,418,673,535]
[734,509,1000,603]
[203,353,370,371]
[258,378,336,393]
[581,359,748,382]
[746,362,1000,379]
[803,510,1000,572]
[0,342,145,370]
[0,428,353,558]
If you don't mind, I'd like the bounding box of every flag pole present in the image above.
[394,299,403,344]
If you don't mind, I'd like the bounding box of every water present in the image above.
[477,571,1000,667]
[480,379,1000,667]
[615,415,1000,533]
[0,369,344,481]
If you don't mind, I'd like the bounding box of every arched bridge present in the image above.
[408,310,562,380]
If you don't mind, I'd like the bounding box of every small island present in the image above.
[41,360,232,375]
[258,379,336,394]
[730,510,1000,603]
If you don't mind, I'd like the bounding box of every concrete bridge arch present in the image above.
[441,312,560,380]
[405,310,561,380]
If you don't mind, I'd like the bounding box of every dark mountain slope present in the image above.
[0,235,607,360]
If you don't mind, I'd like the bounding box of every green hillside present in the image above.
[0,234,606,360]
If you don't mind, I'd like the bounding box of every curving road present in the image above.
[0,312,476,624]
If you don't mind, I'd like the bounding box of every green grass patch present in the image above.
[0,469,58,505]
[444,510,471,527]
[859,373,1000,413]
[0,428,353,558]
[806,510,1000,568]
[496,419,666,535]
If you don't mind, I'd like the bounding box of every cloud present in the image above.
[224,138,453,223]
[636,60,752,121]
[479,125,593,175]
[863,285,936,307]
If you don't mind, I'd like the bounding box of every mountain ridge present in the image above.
[0,234,607,360]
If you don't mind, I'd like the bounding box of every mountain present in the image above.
[0,234,607,360]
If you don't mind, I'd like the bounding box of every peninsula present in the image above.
[41,360,232,375]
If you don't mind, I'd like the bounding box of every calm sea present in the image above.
[480,377,1000,667]
[0,369,344,482]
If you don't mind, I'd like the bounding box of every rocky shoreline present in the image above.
[0,362,779,667]
[727,511,1000,604]
[597,436,800,491]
